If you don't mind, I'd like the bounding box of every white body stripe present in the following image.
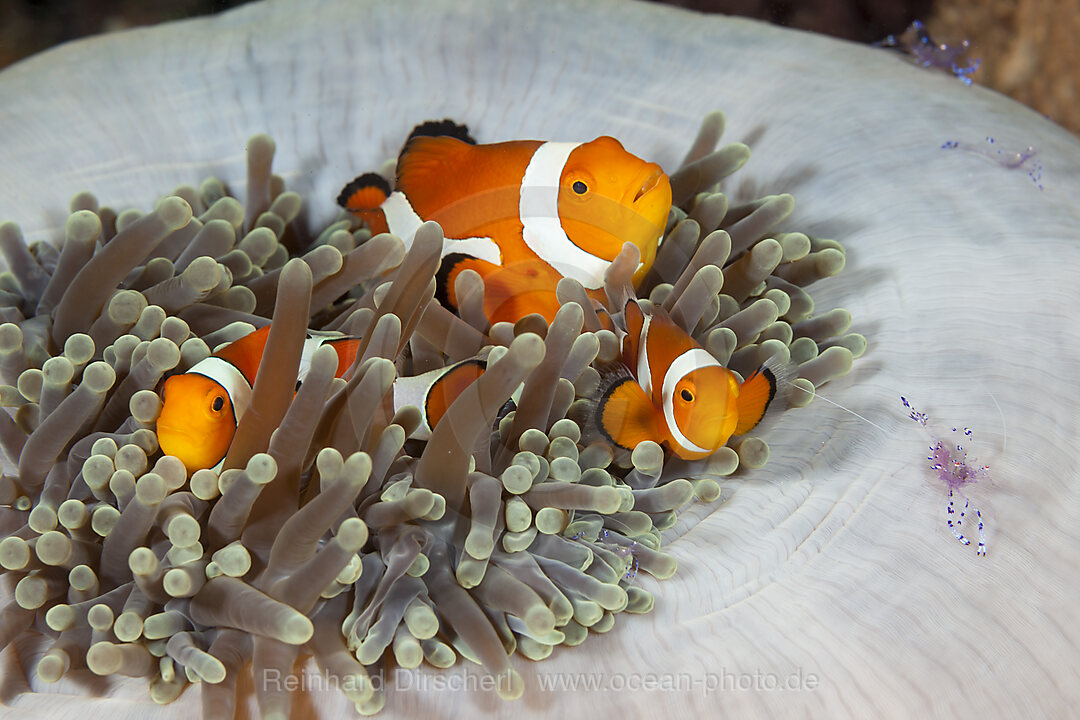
[391,366,439,441]
[298,333,336,383]
[381,192,424,248]
[636,314,653,397]
[187,356,253,426]
[382,191,502,266]
[660,348,722,455]
[520,142,613,289]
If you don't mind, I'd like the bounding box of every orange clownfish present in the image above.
[596,300,779,460]
[155,325,487,473]
[338,120,672,325]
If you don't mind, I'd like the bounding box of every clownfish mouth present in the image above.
[634,168,664,203]
[155,421,200,447]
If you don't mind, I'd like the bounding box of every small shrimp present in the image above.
[570,528,641,581]
[941,137,1044,190]
[902,396,989,556]
[597,529,640,581]
[759,381,995,557]
[876,20,980,85]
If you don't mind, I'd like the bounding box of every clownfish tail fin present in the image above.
[733,355,789,436]
[404,119,477,147]
[337,172,392,235]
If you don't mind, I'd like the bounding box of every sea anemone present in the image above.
[0,108,856,715]
[1,1,1078,718]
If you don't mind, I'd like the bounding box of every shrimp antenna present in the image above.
[989,393,1006,454]
[784,380,889,434]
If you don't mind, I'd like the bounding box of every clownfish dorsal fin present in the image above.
[337,172,392,235]
[215,325,270,384]
[401,119,476,154]
[337,172,390,212]
[596,370,658,450]
[733,364,778,436]
[395,135,478,216]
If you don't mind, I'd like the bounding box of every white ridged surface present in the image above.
[1,0,1078,718]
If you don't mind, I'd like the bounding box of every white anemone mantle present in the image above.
[0,0,1078,718]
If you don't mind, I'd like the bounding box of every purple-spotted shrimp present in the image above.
[902,396,989,556]
[876,20,980,85]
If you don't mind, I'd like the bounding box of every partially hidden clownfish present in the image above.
[155,325,487,473]
[595,300,780,460]
[338,120,672,326]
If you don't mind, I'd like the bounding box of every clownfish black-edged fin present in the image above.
[337,172,391,235]
[396,135,476,210]
[403,119,477,148]
[733,366,776,436]
[594,367,659,450]
[435,252,500,311]
[733,355,791,436]
[424,358,487,430]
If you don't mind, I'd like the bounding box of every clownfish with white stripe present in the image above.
[596,300,781,460]
[338,120,672,325]
[155,325,487,473]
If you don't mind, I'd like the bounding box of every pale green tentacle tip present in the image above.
[737,437,770,469]
[494,668,524,701]
[155,195,193,230]
[279,613,314,645]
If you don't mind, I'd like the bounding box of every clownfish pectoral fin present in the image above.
[623,298,645,338]
[733,364,780,436]
[596,373,659,450]
[337,172,391,235]
[595,304,616,333]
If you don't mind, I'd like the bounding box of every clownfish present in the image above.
[338,120,672,325]
[155,326,487,473]
[596,300,779,460]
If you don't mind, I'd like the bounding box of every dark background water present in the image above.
[2,0,1073,134]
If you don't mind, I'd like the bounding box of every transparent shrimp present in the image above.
[765,380,994,557]
[597,529,640,581]
[902,396,988,556]
[941,137,1045,190]
[876,20,980,85]
[569,528,640,582]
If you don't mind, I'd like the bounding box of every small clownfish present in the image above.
[155,326,487,473]
[338,119,672,326]
[596,300,779,460]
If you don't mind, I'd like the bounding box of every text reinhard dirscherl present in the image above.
[261,666,820,696]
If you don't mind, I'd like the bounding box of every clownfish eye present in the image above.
[680,389,694,402]
[572,180,588,195]
[211,395,225,412]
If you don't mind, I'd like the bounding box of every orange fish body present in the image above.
[597,300,778,460]
[156,326,484,472]
[339,120,672,325]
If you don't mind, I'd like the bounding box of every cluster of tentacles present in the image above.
[0,113,861,717]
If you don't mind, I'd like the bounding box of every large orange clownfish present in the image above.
[338,120,672,326]
[596,300,780,460]
[155,325,486,473]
